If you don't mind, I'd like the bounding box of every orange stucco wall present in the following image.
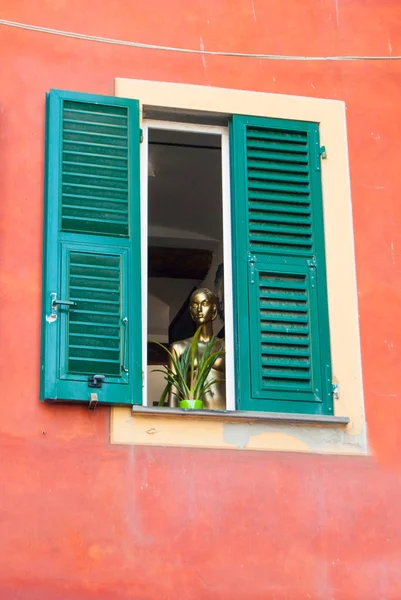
[1,1,401,598]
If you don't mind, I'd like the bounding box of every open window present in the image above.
[143,122,235,409]
[41,89,334,416]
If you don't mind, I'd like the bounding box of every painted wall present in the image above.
[1,1,401,597]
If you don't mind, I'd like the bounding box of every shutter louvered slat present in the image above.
[262,356,311,366]
[63,183,127,196]
[64,205,128,216]
[261,308,307,317]
[63,131,128,146]
[64,172,128,184]
[247,158,309,173]
[63,143,128,157]
[64,161,128,176]
[248,181,310,194]
[248,169,310,184]
[247,150,309,164]
[62,221,127,237]
[250,222,312,235]
[262,324,309,333]
[250,212,311,226]
[246,129,307,142]
[249,195,311,207]
[61,99,129,237]
[64,121,128,137]
[63,194,128,207]
[247,140,308,154]
[64,107,128,119]
[261,345,310,356]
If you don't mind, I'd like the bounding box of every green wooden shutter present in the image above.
[230,115,333,415]
[40,89,142,405]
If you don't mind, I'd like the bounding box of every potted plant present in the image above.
[152,327,224,409]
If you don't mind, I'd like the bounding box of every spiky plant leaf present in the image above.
[151,326,225,404]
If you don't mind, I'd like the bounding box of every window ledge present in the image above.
[132,406,349,427]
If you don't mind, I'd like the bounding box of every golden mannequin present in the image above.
[168,288,226,410]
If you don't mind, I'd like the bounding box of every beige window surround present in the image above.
[110,78,366,456]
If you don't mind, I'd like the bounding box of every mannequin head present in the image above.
[189,288,217,325]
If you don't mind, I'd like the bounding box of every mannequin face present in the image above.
[189,290,217,325]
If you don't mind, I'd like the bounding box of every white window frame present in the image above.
[140,119,236,409]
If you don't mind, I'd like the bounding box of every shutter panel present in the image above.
[41,90,142,405]
[231,115,333,415]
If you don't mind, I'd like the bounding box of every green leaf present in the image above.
[158,381,171,406]
[189,327,201,390]
[193,350,224,398]
[150,326,225,405]
[197,335,216,375]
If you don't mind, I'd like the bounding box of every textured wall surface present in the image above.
[1,1,401,597]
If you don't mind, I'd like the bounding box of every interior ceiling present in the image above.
[148,128,223,248]
[148,277,200,307]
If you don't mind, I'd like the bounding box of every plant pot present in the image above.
[179,399,203,410]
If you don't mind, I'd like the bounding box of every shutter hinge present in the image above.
[313,129,326,171]
[142,370,145,388]
[248,253,257,284]
[332,382,339,399]
[140,128,143,143]
[308,258,317,288]
[315,145,327,171]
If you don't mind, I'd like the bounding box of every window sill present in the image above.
[132,405,349,427]
[111,405,365,455]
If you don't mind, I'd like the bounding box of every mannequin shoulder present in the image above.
[170,338,192,355]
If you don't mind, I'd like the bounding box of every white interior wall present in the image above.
[167,279,200,325]
[147,293,169,340]
[147,368,167,406]
[147,293,169,402]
